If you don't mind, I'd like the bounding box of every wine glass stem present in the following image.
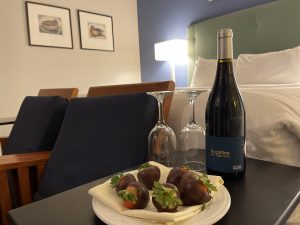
[189,98,197,125]
[157,98,166,126]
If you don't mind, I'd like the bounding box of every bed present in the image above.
[168,0,300,222]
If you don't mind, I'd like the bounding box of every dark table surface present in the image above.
[9,158,300,225]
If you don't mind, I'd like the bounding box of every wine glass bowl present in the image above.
[148,125,176,165]
[177,89,207,172]
[147,91,176,167]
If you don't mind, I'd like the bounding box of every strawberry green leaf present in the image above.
[119,190,137,203]
[152,182,182,209]
[138,162,151,171]
[197,173,218,192]
[110,173,123,188]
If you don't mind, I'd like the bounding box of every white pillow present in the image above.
[190,57,237,87]
[235,46,300,85]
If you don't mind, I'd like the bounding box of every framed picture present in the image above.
[78,10,114,51]
[25,1,73,49]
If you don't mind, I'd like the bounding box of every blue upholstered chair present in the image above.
[2,96,68,155]
[34,93,158,199]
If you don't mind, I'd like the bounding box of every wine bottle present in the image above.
[205,28,246,179]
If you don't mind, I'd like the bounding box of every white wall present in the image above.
[0,0,141,137]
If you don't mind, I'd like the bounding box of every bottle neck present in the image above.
[217,59,234,63]
[217,36,233,60]
[215,60,235,79]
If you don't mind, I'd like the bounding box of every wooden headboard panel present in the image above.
[187,0,300,83]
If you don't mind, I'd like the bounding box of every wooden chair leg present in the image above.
[36,162,47,182]
[0,151,51,225]
[17,168,32,205]
[0,171,12,225]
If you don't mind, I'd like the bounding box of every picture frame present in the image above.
[25,1,73,49]
[78,10,114,51]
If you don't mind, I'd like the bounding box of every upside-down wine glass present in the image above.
[178,89,207,172]
[147,91,176,167]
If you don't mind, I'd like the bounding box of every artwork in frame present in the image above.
[78,10,114,51]
[25,1,73,49]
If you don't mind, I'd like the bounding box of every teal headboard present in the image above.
[187,0,300,83]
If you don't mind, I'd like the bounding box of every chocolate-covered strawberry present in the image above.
[119,181,149,209]
[137,162,160,190]
[178,172,217,206]
[166,166,190,188]
[152,182,182,212]
[110,173,137,192]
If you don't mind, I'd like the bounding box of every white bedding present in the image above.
[168,84,300,167]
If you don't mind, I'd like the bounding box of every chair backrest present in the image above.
[3,96,68,155]
[87,81,175,121]
[38,88,79,100]
[34,93,158,200]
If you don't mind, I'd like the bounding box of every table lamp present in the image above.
[154,39,188,82]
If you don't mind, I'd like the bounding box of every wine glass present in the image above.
[178,89,207,172]
[147,91,176,167]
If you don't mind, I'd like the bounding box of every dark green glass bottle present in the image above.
[205,29,246,179]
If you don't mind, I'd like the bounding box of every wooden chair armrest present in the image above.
[0,151,51,225]
[0,151,51,170]
[0,137,8,149]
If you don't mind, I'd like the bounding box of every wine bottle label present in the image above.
[206,135,245,173]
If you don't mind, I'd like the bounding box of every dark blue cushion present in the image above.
[3,96,68,155]
[35,93,158,200]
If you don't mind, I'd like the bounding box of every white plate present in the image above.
[92,185,231,225]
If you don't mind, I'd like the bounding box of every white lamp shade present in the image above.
[154,39,188,65]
